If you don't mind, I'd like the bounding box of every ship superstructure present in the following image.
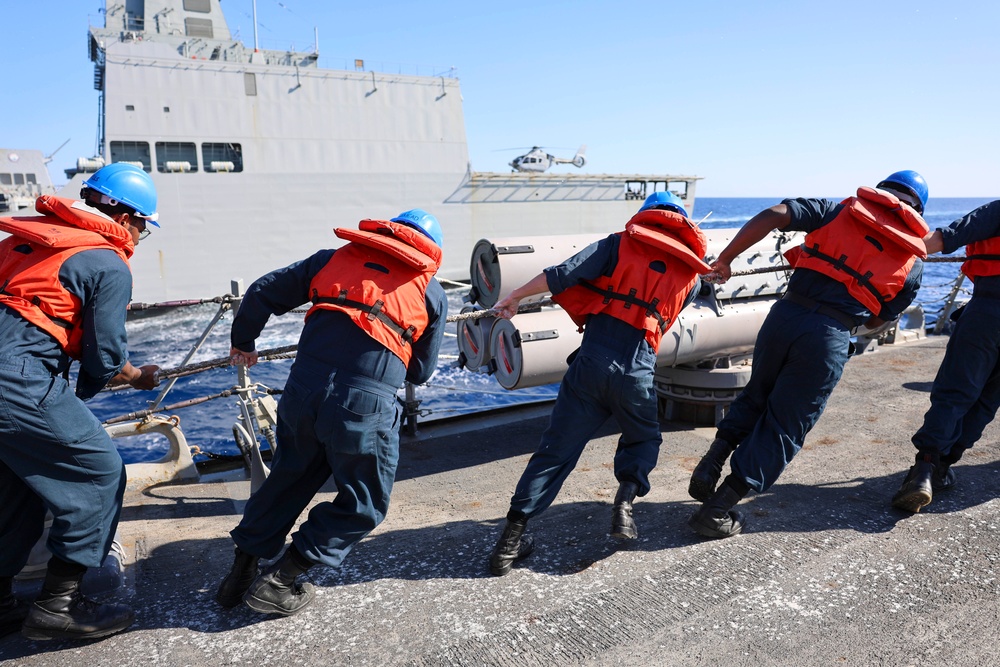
[65,0,700,304]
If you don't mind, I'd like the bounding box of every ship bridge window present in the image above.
[0,173,38,186]
[155,142,198,173]
[624,180,646,200]
[110,141,152,171]
[647,180,689,199]
[202,143,243,173]
[666,180,689,199]
[629,180,690,202]
[184,18,214,38]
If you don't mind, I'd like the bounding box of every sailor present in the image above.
[687,170,928,538]
[216,209,448,615]
[891,198,1000,512]
[0,163,161,641]
[487,192,710,575]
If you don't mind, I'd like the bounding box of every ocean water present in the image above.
[91,197,994,464]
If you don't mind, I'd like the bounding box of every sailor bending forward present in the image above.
[0,164,161,641]
[891,199,1000,512]
[216,209,447,616]
[687,171,928,538]
[487,192,710,575]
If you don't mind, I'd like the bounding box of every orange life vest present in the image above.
[961,236,1000,281]
[551,209,712,351]
[0,195,133,359]
[783,187,928,314]
[306,219,442,366]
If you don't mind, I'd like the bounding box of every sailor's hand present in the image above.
[704,260,732,285]
[130,364,161,391]
[492,295,522,320]
[230,346,259,368]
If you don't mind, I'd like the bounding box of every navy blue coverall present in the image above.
[717,198,923,494]
[229,248,448,568]
[911,200,1000,465]
[0,250,134,574]
[509,235,697,518]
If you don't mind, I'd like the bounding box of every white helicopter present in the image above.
[508,145,587,173]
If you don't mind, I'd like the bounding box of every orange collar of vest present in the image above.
[335,219,442,270]
[627,209,709,260]
[33,195,135,258]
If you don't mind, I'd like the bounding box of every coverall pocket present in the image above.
[37,374,67,412]
[315,385,387,457]
[277,375,310,430]
[574,348,616,379]
[31,375,104,445]
[0,388,20,434]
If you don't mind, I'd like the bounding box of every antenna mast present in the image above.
[252,0,259,51]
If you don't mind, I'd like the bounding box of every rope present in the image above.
[128,294,237,311]
[103,345,298,392]
[445,299,554,323]
[101,385,284,424]
[717,256,969,278]
[728,265,791,277]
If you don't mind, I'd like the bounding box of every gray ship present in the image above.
[0,149,55,214]
[60,0,701,305]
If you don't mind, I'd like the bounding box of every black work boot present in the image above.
[610,481,639,539]
[892,459,935,512]
[243,546,315,616]
[688,481,746,539]
[689,438,737,502]
[488,512,535,576]
[216,547,260,608]
[21,558,134,641]
[932,465,956,492]
[0,576,29,638]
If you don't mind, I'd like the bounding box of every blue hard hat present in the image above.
[83,163,159,225]
[877,170,928,213]
[391,208,443,247]
[639,191,688,218]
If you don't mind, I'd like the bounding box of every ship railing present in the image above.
[105,280,282,490]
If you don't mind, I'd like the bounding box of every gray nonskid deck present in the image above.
[4,335,1000,665]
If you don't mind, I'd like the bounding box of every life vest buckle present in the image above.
[367,299,385,321]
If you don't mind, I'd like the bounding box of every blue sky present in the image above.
[2,1,997,197]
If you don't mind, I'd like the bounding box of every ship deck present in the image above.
[4,334,1000,666]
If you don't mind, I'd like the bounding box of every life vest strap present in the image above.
[781,291,857,330]
[313,289,415,343]
[0,287,75,330]
[801,244,888,308]
[578,281,668,333]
